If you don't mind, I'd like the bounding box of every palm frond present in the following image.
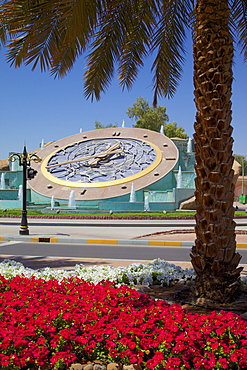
[2,0,57,69]
[231,0,247,61]
[84,0,162,101]
[2,0,100,74]
[0,2,8,47]
[50,0,100,77]
[151,0,192,105]
[83,1,128,101]
[117,0,159,90]
[0,26,6,47]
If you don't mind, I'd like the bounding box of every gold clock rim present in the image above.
[41,137,162,188]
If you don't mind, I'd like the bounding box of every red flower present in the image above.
[0,275,247,370]
[217,357,229,368]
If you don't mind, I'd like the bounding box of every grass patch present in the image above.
[0,209,246,217]
[0,209,194,217]
[0,209,43,216]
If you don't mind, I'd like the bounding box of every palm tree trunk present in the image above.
[191,0,243,303]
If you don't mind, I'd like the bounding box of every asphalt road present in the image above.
[0,240,192,261]
[1,240,247,264]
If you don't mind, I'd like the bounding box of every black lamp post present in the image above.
[8,144,41,235]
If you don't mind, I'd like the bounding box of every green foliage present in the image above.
[127,97,168,132]
[94,121,118,129]
[126,97,188,138]
[234,154,247,175]
[163,121,188,139]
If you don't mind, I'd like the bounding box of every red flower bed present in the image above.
[0,275,247,370]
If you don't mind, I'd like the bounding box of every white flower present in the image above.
[0,258,195,286]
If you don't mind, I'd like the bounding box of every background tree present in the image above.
[94,121,118,129]
[234,154,247,176]
[1,0,247,303]
[126,97,188,138]
[127,97,168,132]
[163,122,188,139]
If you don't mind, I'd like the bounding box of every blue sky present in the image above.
[0,39,247,160]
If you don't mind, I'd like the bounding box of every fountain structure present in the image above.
[144,195,150,211]
[51,196,55,210]
[177,166,182,188]
[187,137,193,153]
[18,185,23,203]
[68,190,76,209]
[129,183,136,203]
[0,129,197,212]
[0,173,5,190]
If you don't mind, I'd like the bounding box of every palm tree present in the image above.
[191,0,244,304]
[1,0,247,303]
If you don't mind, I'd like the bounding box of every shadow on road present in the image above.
[0,255,110,270]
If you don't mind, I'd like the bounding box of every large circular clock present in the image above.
[29,128,178,200]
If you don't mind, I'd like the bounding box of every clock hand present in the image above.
[88,142,122,162]
[46,142,123,169]
[87,148,123,166]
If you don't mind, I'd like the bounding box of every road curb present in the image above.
[1,235,247,249]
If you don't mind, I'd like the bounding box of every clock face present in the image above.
[30,128,178,200]
[43,137,161,187]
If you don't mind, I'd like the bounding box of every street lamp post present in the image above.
[242,158,245,196]
[8,145,42,235]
